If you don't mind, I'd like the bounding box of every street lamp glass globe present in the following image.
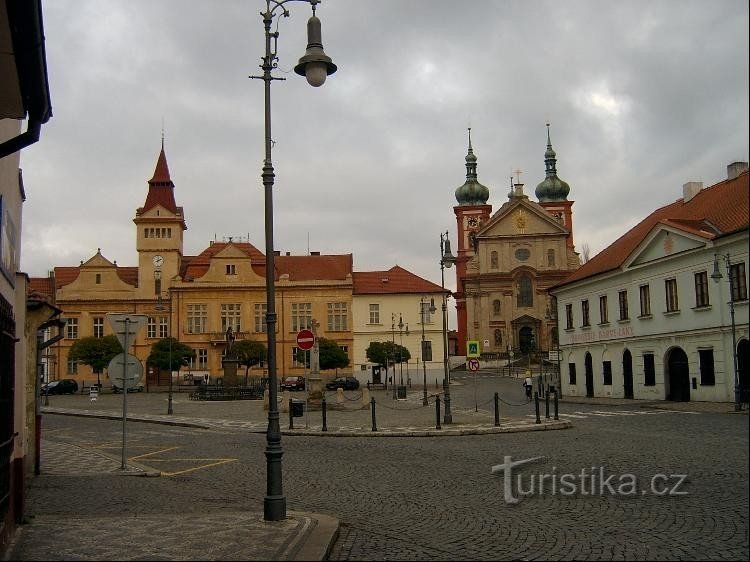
[305,62,327,87]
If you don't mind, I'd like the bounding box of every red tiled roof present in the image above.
[275,254,353,281]
[51,266,138,289]
[28,277,55,298]
[184,242,267,280]
[556,170,749,288]
[353,265,445,295]
[142,148,178,214]
[116,267,139,286]
[53,267,80,288]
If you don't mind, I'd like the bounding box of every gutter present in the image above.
[0,0,52,159]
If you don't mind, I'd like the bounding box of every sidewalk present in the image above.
[557,394,746,413]
[6,388,569,562]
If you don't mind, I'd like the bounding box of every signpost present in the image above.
[467,358,480,371]
[467,358,480,412]
[467,340,480,358]
[106,314,147,470]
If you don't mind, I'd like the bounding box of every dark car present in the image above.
[112,382,145,393]
[280,376,306,391]
[41,379,79,395]
[326,376,360,391]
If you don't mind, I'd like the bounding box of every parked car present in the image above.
[326,376,360,391]
[280,376,306,391]
[41,379,79,395]
[112,382,145,393]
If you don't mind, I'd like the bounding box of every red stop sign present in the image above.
[296,329,315,350]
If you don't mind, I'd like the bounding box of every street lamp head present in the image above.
[294,14,337,87]
[711,253,724,283]
[441,233,456,268]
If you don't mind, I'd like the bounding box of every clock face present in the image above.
[467,216,478,228]
[152,255,164,267]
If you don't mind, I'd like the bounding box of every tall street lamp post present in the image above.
[391,313,397,399]
[440,231,456,424]
[398,314,408,386]
[154,270,173,415]
[712,252,742,411]
[545,303,562,397]
[251,0,336,522]
[420,296,436,406]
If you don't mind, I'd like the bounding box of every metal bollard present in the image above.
[534,392,541,424]
[435,395,442,430]
[371,397,377,432]
[322,397,328,432]
[494,392,500,426]
[289,398,294,430]
[545,391,550,419]
[554,391,559,420]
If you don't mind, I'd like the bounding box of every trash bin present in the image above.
[291,399,304,417]
[397,385,407,399]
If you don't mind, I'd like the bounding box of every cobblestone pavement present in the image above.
[12,374,750,560]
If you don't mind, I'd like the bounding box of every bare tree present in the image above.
[581,243,591,263]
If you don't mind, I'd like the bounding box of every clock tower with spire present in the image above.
[133,141,187,299]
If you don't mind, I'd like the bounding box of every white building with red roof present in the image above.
[551,162,749,404]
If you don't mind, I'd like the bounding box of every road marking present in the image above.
[130,446,237,477]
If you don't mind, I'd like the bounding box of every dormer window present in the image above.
[226,264,236,275]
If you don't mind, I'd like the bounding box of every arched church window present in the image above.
[491,251,498,269]
[493,299,501,315]
[517,275,533,308]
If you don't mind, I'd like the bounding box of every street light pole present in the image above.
[420,296,436,406]
[251,0,336,522]
[440,231,456,424]
[712,252,742,411]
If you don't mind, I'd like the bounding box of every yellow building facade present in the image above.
[32,146,354,387]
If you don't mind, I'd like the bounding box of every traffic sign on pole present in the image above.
[467,358,480,371]
[296,329,315,351]
[106,314,148,351]
[107,353,144,389]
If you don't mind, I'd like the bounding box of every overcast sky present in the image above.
[19,0,749,298]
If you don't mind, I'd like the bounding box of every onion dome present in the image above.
[455,128,490,206]
[535,124,570,202]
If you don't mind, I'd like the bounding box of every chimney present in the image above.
[285,252,290,256]
[274,250,281,256]
[682,181,703,203]
[310,251,320,256]
[727,161,748,180]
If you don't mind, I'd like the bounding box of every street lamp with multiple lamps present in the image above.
[420,296,436,406]
[154,270,173,415]
[440,231,456,424]
[711,252,742,412]
[251,0,336,522]
[398,314,408,386]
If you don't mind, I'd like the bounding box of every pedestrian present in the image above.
[523,375,533,399]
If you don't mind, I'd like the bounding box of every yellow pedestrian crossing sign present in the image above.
[467,340,480,358]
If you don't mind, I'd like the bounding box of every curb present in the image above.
[285,512,340,561]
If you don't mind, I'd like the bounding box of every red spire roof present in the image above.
[143,147,178,213]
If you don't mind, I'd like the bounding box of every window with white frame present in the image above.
[93,317,104,338]
[599,295,608,324]
[292,302,312,331]
[67,358,78,374]
[221,303,242,332]
[618,290,629,320]
[327,302,348,331]
[581,300,590,327]
[254,303,267,333]
[66,318,79,339]
[159,316,168,338]
[369,304,380,325]
[147,317,157,338]
[187,304,208,334]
